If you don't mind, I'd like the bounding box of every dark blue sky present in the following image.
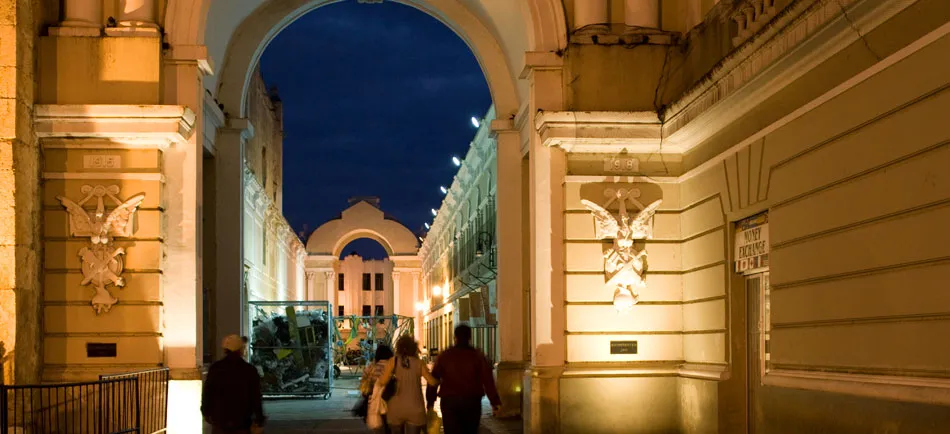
[259,1,491,258]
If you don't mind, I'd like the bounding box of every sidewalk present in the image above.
[204,376,523,434]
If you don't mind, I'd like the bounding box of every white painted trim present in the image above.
[764,369,950,406]
[35,104,197,147]
[565,175,679,184]
[535,111,671,153]
[42,172,166,181]
[41,140,170,150]
[678,19,950,183]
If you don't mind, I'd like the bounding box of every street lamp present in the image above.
[452,156,461,166]
[474,232,493,258]
[471,117,480,128]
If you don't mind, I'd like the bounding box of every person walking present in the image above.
[378,335,440,434]
[201,334,267,434]
[358,345,394,433]
[426,324,502,434]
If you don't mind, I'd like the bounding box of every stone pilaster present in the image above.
[522,51,566,433]
[492,124,527,415]
[163,46,208,378]
[214,119,253,360]
[0,0,41,385]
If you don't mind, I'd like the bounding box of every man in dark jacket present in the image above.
[202,334,266,434]
[427,324,502,434]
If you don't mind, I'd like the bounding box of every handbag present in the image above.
[366,383,386,429]
[352,394,369,419]
[382,358,398,401]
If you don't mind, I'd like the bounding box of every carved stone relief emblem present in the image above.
[56,185,145,314]
[582,187,661,311]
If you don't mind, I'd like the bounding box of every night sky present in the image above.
[259,1,491,259]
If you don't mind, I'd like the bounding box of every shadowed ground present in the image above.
[203,376,522,433]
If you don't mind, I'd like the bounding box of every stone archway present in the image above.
[163,0,568,428]
[177,3,552,418]
[303,199,423,342]
[162,0,570,117]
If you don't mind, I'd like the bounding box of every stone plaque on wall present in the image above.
[610,340,638,354]
[603,157,639,173]
[83,155,122,169]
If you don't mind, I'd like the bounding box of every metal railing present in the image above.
[100,368,169,434]
[1,377,139,434]
[471,324,498,365]
[1,368,169,434]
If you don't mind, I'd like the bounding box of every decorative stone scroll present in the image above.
[56,185,145,314]
[582,188,661,311]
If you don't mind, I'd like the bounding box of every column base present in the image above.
[105,23,160,37]
[523,365,563,434]
[573,24,609,36]
[496,361,526,416]
[49,25,102,37]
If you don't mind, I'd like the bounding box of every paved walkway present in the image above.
[203,376,522,434]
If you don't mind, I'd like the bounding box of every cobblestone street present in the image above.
[203,377,522,434]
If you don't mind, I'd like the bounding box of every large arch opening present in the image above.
[191,1,532,429]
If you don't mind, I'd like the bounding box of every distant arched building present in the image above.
[304,198,422,324]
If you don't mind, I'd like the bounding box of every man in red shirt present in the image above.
[426,324,502,434]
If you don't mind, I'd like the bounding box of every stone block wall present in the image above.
[0,0,42,385]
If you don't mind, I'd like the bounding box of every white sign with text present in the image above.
[735,219,769,273]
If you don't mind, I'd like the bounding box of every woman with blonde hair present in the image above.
[378,335,439,434]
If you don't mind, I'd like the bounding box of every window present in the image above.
[338,274,345,291]
[362,273,371,291]
[362,305,371,316]
[338,305,344,317]
[374,273,384,291]
[374,305,384,316]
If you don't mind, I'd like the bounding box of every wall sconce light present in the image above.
[432,285,442,297]
[415,301,426,313]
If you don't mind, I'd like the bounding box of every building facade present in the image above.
[304,198,423,337]
[419,107,500,365]
[3,0,950,433]
[334,253,395,318]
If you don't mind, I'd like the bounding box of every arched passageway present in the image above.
[186,1,547,426]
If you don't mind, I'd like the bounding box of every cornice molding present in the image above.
[35,104,196,149]
[535,111,667,153]
[662,0,913,152]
